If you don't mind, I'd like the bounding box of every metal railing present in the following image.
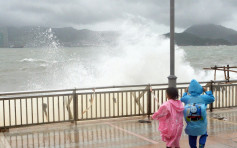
[0,80,237,129]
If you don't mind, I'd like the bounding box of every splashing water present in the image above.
[23,22,213,91]
[24,27,67,90]
[0,21,219,92]
[92,23,212,85]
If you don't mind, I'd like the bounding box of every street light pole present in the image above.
[168,0,177,87]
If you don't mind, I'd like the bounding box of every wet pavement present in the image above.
[1,107,237,148]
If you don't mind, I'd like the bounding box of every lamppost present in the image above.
[168,0,177,87]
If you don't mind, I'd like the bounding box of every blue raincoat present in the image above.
[181,79,215,136]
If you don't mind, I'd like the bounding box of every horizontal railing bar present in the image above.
[0,93,73,100]
[177,80,236,84]
[2,84,223,100]
[212,84,237,87]
[204,66,237,68]
[214,79,237,83]
[0,89,74,96]
[1,80,236,96]
[153,87,186,91]
[1,79,236,100]
[74,80,236,91]
[77,89,150,95]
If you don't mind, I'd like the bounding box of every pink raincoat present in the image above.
[152,99,184,147]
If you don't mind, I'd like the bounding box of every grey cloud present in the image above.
[1,0,237,30]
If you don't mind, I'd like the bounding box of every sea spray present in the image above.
[90,21,212,85]
[24,22,214,90]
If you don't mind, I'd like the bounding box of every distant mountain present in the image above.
[164,32,232,46]
[0,26,118,48]
[184,24,237,39]
[52,27,118,47]
[164,24,237,46]
[1,24,237,47]
[225,34,237,45]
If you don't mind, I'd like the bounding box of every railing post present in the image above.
[147,84,152,119]
[227,64,230,82]
[73,89,78,124]
[210,81,213,112]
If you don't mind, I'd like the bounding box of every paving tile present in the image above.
[0,108,237,147]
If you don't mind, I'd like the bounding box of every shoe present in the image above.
[138,120,151,123]
[199,144,205,148]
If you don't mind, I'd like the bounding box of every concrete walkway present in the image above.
[1,107,237,148]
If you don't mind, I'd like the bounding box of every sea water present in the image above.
[0,45,237,92]
[0,24,237,92]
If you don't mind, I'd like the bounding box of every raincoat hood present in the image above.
[169,99,184,112]
[188,79,203,96]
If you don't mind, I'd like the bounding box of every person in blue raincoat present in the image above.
[181,79,215,148]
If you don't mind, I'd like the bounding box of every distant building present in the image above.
[0,27,8,47]
[0,33,3,47]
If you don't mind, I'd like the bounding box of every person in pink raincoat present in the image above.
[152,87,184,148]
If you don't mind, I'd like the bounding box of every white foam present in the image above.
[88,21,212,86]
[26,21,214,90]
[20,58,37,62]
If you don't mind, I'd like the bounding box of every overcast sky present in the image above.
[1,0,237,33]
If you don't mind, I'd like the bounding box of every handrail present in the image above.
[1,79,236,96]
[0,89,74,96]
